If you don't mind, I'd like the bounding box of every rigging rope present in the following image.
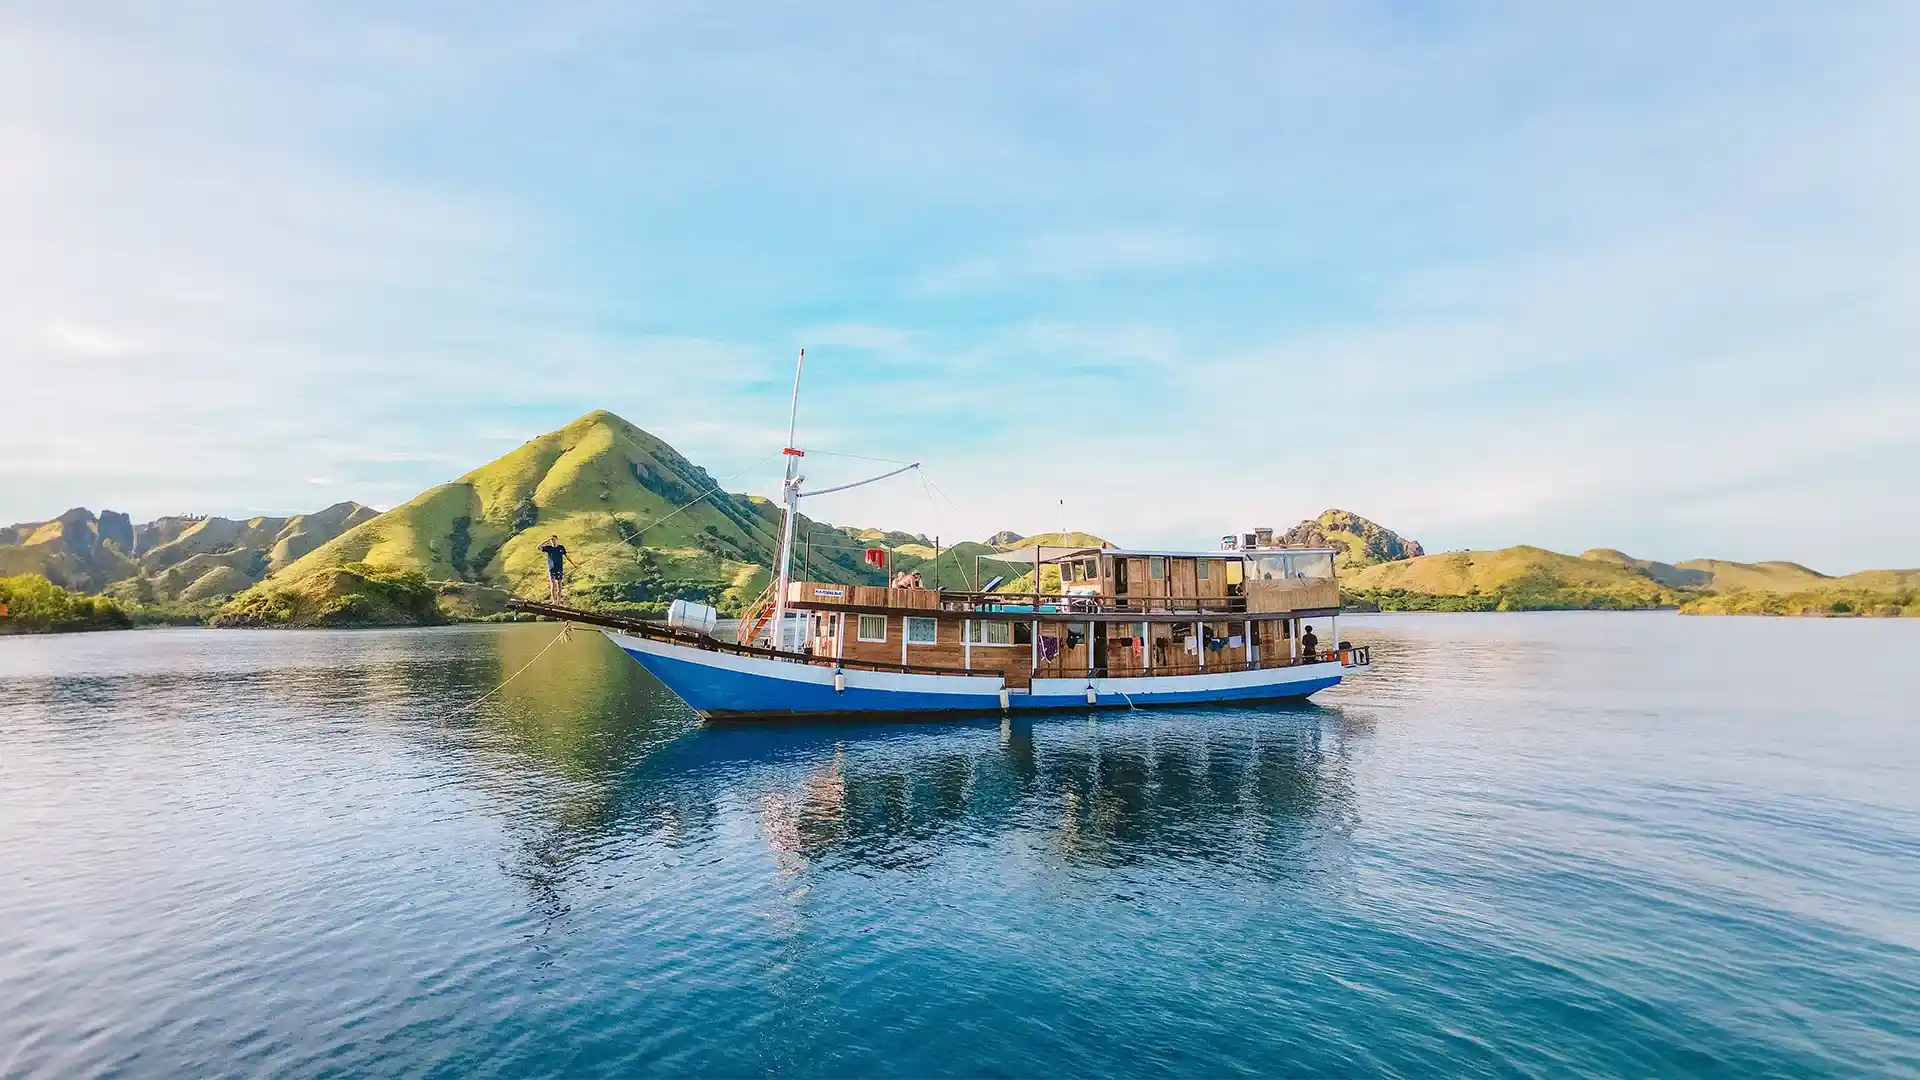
[455,623,573,714]
[804,449,918,466]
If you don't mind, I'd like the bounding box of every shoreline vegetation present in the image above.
[4,411,1914,635]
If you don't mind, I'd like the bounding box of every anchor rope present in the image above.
[456,623,574,714]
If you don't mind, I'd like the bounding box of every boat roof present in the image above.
[1101,546,1339,559]
[979,544,1338,564]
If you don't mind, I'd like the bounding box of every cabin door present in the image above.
[1092,622,1109,676]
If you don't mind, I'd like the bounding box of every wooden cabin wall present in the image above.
[1169,558,1198,598]
[1147,623,1178,670]
[789,581,940,610]
[1033,621,1090,678]
[1195,558,1235,598]
[1244,578,1340,614]
[962,617,1025,676]
[830,612,983,671]
[1105,625,1149,674]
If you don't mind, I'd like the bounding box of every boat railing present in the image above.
[936,591,1256,616]
[1029,650,1360,680]
[504,598,1001,679]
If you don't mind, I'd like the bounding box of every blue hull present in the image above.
[606,630,1346,720]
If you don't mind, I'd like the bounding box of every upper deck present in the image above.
[783,544,1342,620]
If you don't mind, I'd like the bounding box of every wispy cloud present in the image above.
[0,3,1913,570]
[916,229,1214,295]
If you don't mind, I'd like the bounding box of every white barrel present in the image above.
[666,599,719,635]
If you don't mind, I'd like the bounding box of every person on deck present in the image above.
[538,536,572,604]
[1300,624,1318,662]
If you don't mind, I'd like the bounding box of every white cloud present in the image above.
[45,322,139,358]
[916,228,1214,295]
[0,4,1913,573]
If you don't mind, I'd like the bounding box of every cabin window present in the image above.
[1248,553,1287,581]
[968,621,1014,646]
[858,614,887,642]
[1285,552,1336,580]
[1083,558,1099,580]
[1014,622,1033,645]
[1197,560,1210,580]
[1149,557,1166,580]
[904,617,937,645]
[1225,560,1243,586]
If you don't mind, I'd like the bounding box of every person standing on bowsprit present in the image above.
[538,535,576,604]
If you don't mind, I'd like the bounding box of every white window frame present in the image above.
[904,616,938,645]
[857,614,888,643]
[967,620,1014,646]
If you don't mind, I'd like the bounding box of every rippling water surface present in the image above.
[2,613,1915,1078]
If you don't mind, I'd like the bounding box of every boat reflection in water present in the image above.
[416,624,1374,907]
[693,707,1371,878]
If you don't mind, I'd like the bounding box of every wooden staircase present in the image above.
[736,580,779,647]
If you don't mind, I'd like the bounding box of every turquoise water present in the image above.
[1,613,1915,1078]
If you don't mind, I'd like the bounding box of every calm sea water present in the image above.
[1,613,1915,1078]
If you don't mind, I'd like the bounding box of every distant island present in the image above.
[3,410,1914,634]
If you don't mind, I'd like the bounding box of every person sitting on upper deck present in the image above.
[1300,625,1318,662]
[891,570,923,589]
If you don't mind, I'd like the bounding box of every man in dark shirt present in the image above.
[1300,624,1318,662]
[538,536,570,604]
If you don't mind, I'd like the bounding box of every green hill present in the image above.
[10,418,1911,625]
[1676,565,1919,617]
[0,574,130,634]
[221,410,907,626]
[1670,558,1830,593]
[1345,544,1918,616]
[1295,509,1426,570]
[1001,531,1110,551]
[0,503,377,611]
[0,508,137,592]
[1343,546,1686,611]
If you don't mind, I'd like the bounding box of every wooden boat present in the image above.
[510,351,1371,720]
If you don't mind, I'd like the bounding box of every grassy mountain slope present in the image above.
[0,503,376,610]
[1346,544,1918,616]
[0,509,137,592]
[1003,531,1110,551]
[1676,565,1919,616]
[1311,509,1425,570]
[1671,558,1830,593]
[1343,546,1684,611]
[227,411,901,625]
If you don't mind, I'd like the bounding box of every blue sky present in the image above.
[2,3,1914,572]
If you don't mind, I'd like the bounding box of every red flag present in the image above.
[864,547,886,569]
